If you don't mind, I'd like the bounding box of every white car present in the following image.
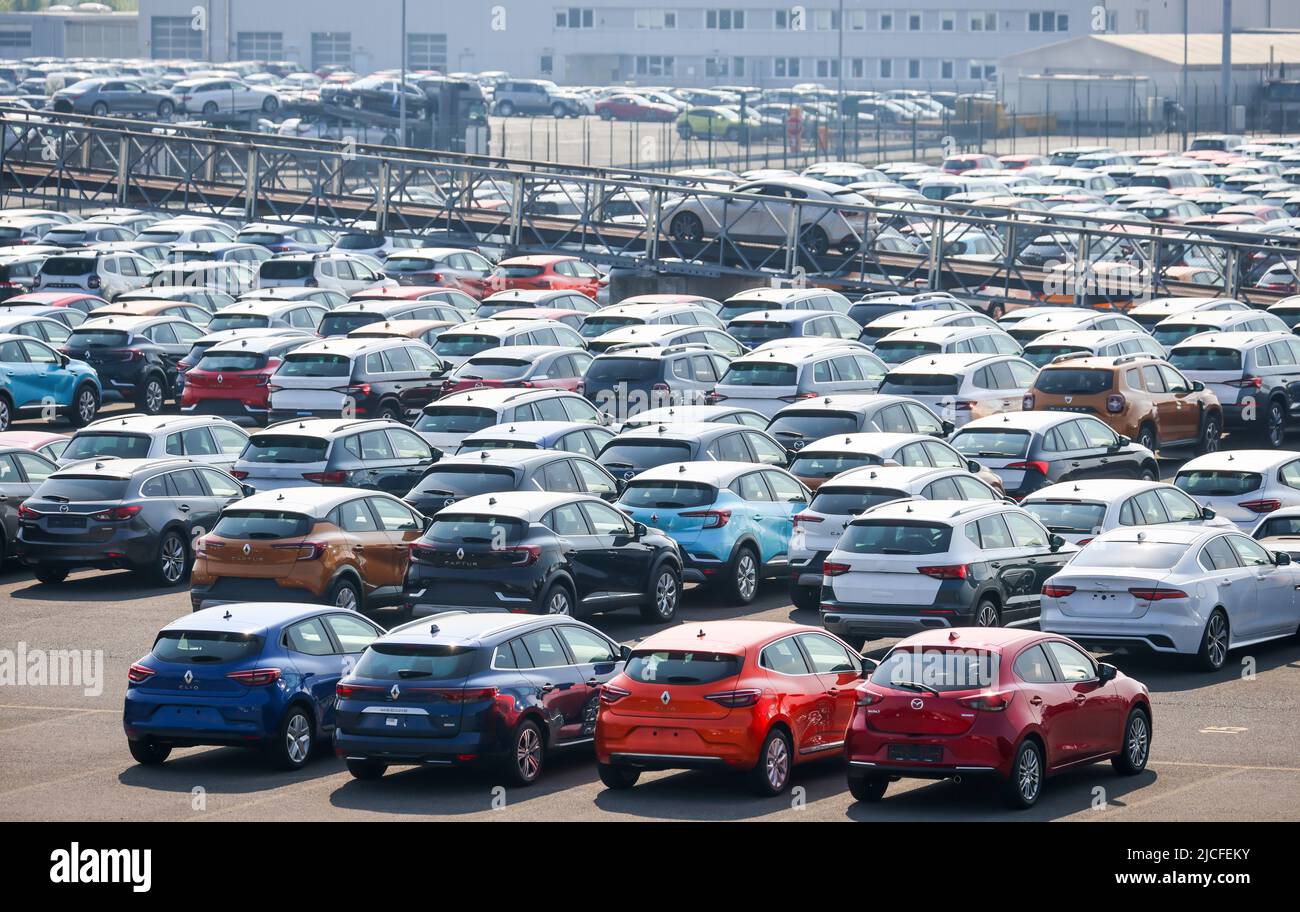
[712,344,886,419]
[878,353,1039,429]
[57,414,249,470]
[858,309,1000,348]
[173,76,281,115]
[1040,525,1300,670]
[1021,479,1235,545]
[871,325,1022,367]
[1127,295,1248,333]
[1021,329,1167,369]
[1173,450,1300,530]
[258,253,397,296]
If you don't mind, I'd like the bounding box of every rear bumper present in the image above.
[182,397,269,426]
[332,728,504,765]
[821,592,974,640]
[123,691,280,744]
[596,712,761,770]
[17,528,155,570]
[789,551,829,589]
[1041,609,1199,655]
[190,577,326,611]
[404,574,545,615]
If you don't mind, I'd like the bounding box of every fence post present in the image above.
[375,159,390,234]
[509,172,525,249]
[927,213,944,289]
[116,133,130,206]
[785,201,801,276]
[243,144,258,221]
[646,186,661,263]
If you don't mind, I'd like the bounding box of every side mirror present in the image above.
[1201,506,1216,520]
[941,420,955,436]
[1048,533,1065,552]
[240,483,255,497]
[1191,380,1205,392]
[966,459,981,473]
[860,655,879,671]
[1274,550,1292,566]
[632,521,647,539]
[1114,435,1130,449]
[619,644,632,662]
[1096,662,1118,684]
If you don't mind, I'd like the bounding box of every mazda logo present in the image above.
[183,670,193,685]
[59,504,68,513]
[456,547,465,560]
[624,470,635,480]
[389,684,400,700]
[444,497,454,507]
[242,543,251,555]
[911,698,924,710]
[792,440,805,450]
[660,690,671,706]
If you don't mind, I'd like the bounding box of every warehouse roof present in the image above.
[1004,31,1300,68]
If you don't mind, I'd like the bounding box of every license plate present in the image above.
[887,743,943,763]
[47,515,86,529]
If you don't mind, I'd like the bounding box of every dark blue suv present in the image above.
[123,603,386,770]
[334,612,627,786]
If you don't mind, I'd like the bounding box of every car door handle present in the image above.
[1074,694,1087,704]
[825,687,840,696]
[1223,579,1233,586]
[585,678,600,687]
[178,504,190,512]
[539,682,555,693]
[990,561,1001,568]
[1029,695,1043,706]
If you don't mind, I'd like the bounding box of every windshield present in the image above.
[768,413,858,441]
[1174,470,1262,496]
[207,314,270,332]
[721,362,797,386]
[586,358,659,383]
[599,440,693,467]
[872,647,998,693]
[1151,323,1200,347]
[40,256,95,275]
[879,373,959,396]
[152,630,264,665]
[624,650,741,685]
[455,358,531,381]
[61,433,151,461]
[618,481,716,509]
[581,315,639,338]
[729,322,791,345]
[873,339,941,364]
[66,329,129,349]
[838,520,953,554]
[195,352,266,372]
[718,300,768,321]
[1169,347,1242,372]
[424,513,526,544]
[319,313,386,337]
[951,429,1030,459]
[212,510,312,539]
[411,465,516,496]
[352,643,477,681]
[1024,345,1088,368]
[415,406,497,434]
[241,435,328,464]
[809,486,907,515]
[789,452,879,478]
[385,256,437,271]
[1255,516,1300,538]
[433,333,499,357]
[1022,500,1106,534]
[278,353,351,377]
[1035,368,1113,394]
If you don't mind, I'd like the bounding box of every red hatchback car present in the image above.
[845,628,1151,809]
[180,334,311,425]
[595,621,866,795]
[489,255,603,300]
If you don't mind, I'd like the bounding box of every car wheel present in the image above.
[597,762,641,790]
[151,530,189,586]
[724,127,740,142]
[69,384,98,427]
[1261,400,1286,447]
[1001,738,1044,809]
[542,584,572,616]
[975,598,1000,627]
[678,124,693,140]
[266,706,314,770]
[1136,424,1157,454]
[640,564,679,621]
[346,759,387,780]
[262,96,279,113]
[1195,609,1229,671]
[788,581,820,612]
[1112,707,1151,776]
[1140,462,1159,482]
[128,739,171,766]
[157,99,174,117]
[503,719,545,786]
[799,225,830,257]
[669,212,704,244]
[724,545,759,605]
[376,401,401,422]
[329,576,363,612]
[91,101,109,116]
[201,101,219,115]
[33,565,68,585]
[495,100,515,117]
[551,102,569,118]
[749,727,793,796]
[599,109,613,121]
[848,775,888,802]
[136,376,165,415]
[1196,413,1221,455]
[0,395,11,431]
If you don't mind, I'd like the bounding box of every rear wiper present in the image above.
[188,656,223,663]
[654,502,687,508]
[890,679,940,696]
[882,548,911,554]
[397,669,432,678]
[665,676,701,684]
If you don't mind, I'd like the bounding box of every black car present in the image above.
[950,412,1159,500]
[334,612,628,785]
[584,346,733,422]
[59,315,206,414]
[0,446,56,565]
[597,421,788,483]
[16,458,246,586]
[405,449,620,517]
[847,291,969,326]
[404,492,682,622]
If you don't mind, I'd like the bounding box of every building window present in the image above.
[1028,11,1067,32]
[908,13,922,31]
[311,32,352,69]
[774,57,801,78]
[706,56,745,77]
[907,59,921,79]
[879,58,892,78]
[1106,11,1118,31]
[816,58,840,78]
[150,16,203,60]
[706,9,746,29]
[1134,10,1149,31]
[846,10,867,30]
[635,9,677,29]
[635,55,674,76]
[539,54,554,75]
[879,12,894,31]
[814,10,839,30]
[407,33,447,71]
[850,58,865,78]
[969,60,997,80]
[940,11,955,31]
[970,12,997,32]
[0,29,32,51]
[235,31,282,60]
[555,8,594,29]
[941,59,954,79]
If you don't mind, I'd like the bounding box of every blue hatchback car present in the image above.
[615,461,811,605]
[0,332,101,431]
[123,603,387,770]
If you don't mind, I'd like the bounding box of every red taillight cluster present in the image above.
[599,684,630,705]
[230,470,249,479]
[302,470,347,484]
[226,668,282,686]
[680,508,730,528]
[1128,587,1188,601]
[505,545,541,566]
[1041,583,1076,598]
[822,560,851,577]
[792,512,823,530]
[956,689,1014,712]
[1007,460,1050,477]
[127,663,155,683]
[1226,376,1263,389]
[704,688,761,708]
[272,541,326,561]
[854,686,883,706]
[917,564,968,580]
[1238,499,1281,514]
[17,504,38,520]
[90,505,141,522]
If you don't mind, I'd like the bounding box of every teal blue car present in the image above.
[0,332,101,431]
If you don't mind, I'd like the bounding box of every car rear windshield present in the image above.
[838,520,953,554]
[580,315,638,337]
[494,265,543,278]
[586,357,659,383]
[352,643,477,681]
[729,322,790,345]
[1022,500,1106,534]
[789,453,879,478]
[951,429,1031,459]
[42,234,90,248]
[415,406,497,434]
[456,358,531,381]
[60,433,151,462]
[599,440,692,466]
[433,333,499,357]
[618,481,716,509]
[768,413,858,441]
[238,231,288,245]
[278,352,352,377]
[1169,347,1243,372]
[138,230,182,244]
[873,339,942,364]
[624,650,741,685]
[242,434,329,464]
[717,300,767,321]
[872,647,998,693]
[1023,345,1087,368]
[196,352,267,372]
[66,329,130,349]
[810,487,908,515]
[1174,470,1263,496]
[152,630,264,664]
[721,362,797,386]
[384,256,437,271]
[879,372,960,396]
[1034,368,1114,394]
[319,313,385,337]
[1255,516,1300,538]
[207,314,270,332]
[1151,324,1198,347]
[31,476,129,501]
[334,234,383,250]
[212,510,312,539]
[1070,540,1186,569]
[423,513,527,545]
[412,466,517,496]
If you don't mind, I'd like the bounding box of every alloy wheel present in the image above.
[977,603,999,627]
[655,571,678,618]
[144,380,163,414]
[1127,715,1149,769]
[765,735,790,791]
[334,585,358,611]
[1207,613,1227,668]
[736,552,757,601]
[547,590,571,615]
[77,389,96,423]
[516,727,542,781]
[1018,746,1041,803]
[160,535,185,583]
[285,713,311,765]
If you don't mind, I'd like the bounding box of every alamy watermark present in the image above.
[0,642,104,697]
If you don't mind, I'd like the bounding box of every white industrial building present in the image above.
[0,7,139,58]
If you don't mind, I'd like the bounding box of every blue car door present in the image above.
[320,613,385,731]
[734,470,787,565]
[759,469,810,567]
[20,338,76,409]
[282,617,349,731]
[0,337,43,409]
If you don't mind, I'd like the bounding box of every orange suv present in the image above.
[1024,353,1222,454]
[191,487,428,612]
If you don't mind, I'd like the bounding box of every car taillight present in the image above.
[230,470,249,479]
[793,512,823,529]
[17,504,38,520]
[1106,393,1126,414]
[680,508,730,528]
[704,688,762,708]
[917,564,968,580]
[651,382,670,392]
[90,505,141,522]
[506,545,541,566]
[302,470,347,484]
[1226,376,1263,389]
[1042,584,1076,598]
[342,383,371,398]
[1128,587,1189,601]
[409,544,438,563]
[956,689,1015,712]
[335,682,386,699]
[822,560,851,577]
[706,392,726,403]
[1238,498,1281,514]
[1022,393,1035,410]
[127,663,155,683]
[272,541,326,560]
[779,392,818,402]
[599,684,630,705]
[1007,460,1050,476]
[226,668,282,686]
[954,399,977,411]
[854,687,884,706]
[1076,537,1093,545]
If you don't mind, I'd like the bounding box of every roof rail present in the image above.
[1046,351,1094,364]
[387,609,471,634]
[1110,353,1158,366]
[85,411,149,426]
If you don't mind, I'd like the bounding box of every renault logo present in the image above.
[456,547,465,560]
[183,670,193,685]
[660,690,671,706]
[911,698,924,710]
[1064,395,1073,404]
[217,374,224,384]
[389,684,400,700]
[242,543,251,555]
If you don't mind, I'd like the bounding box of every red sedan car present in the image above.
[489,255,604,300]
[595,621,866,796]
[595,93,678,122]
[845,628,1151,809]
[3,291,107,318]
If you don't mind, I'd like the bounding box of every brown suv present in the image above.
[1024,353,1222,454]
[190,487,428,612]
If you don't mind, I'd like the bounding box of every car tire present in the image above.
[151,530,189,587]
[551,103,568,118]
[1136,423,1157,454]
[598,109,613,121]
[1139,461,1159,482]
[541,583,573,616]
[157,99,174,118]
[34,565,68,585]
[749,727,793,796]
[678,124,692,140]
[262,96,279,113]
[68,383,99,427]
[723,544,760,605]
[1260,399,1286,447]
[91,101,109,116]
[724,127,740,142]
[495,100,515,117]
[799,225,830,257]
[1111,707,1151,776]
[788,581,820,612]
[848,775,889,802]
[266,706,314,771]
[669,212,704,244]
[329,576,363,612]
[136,375,165,415]
[201,101,219,115]
[1196,413,1221,455]
[376,400,402,422]
[0,394,11,431]
[640,563,680,622]
[128,739,171,766]
[1001,738,1044,809]
[346,759,387,780]
[975,598,1000,627]
[1195,609,1229,672]
[503,719,545,786]
[597,762,641,790]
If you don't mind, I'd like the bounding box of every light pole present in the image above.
[836,0,845,159]
[398,0,407,145]
[1182,0,1189,147]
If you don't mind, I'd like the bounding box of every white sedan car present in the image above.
[1040,525,1300,671]
[1021,479,1235,545]
[173,77,281,115]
